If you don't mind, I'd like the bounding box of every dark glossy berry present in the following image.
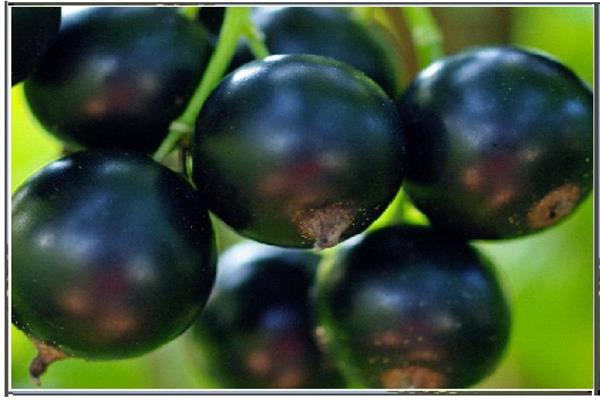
[24,7,212,153]
[229,7,401,96]
[399,46,593,239]
[316,225,511,389]
[11,7,61,85]
[12,151,216,380]
[189,242,342,388]
[191,55,406,249]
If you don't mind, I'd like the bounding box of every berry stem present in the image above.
[242,22,271,59]
[153,7,252,162]
[401,7,444,68]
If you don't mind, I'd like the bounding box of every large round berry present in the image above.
[12,151,216,381]
[398,46,593,239]
[11,7,61,85]
[24,7,212,153]
[191,54,406,249]
[316,225,511,388]
[189,242,342,388]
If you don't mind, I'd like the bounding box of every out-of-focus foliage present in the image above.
[10,6,593,390]
[510,7,593,84]
[10,86,61,192]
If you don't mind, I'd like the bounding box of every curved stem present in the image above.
[152,121,193,162]
[401,7,444,69]
[242,22,270,59]
[153,7,251,162]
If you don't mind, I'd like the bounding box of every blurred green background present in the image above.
[10,6,594,390]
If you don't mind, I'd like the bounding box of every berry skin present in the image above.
[316,225,511,389]
[219,7,401,96]
[11,7,61,85]
[398,46,593,239]
[190,242,342,388]
[191,54,406,249]
[12,151,216,382]
[24,7,212,153]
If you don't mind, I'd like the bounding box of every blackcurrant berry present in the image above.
[11,7,61,86]
[12,151,216,383]
[398,46,593,239]
[189,242,342,388]
[316,225,511,388]
[24,7,212,153]
[228,7,401,96]
[191,54,406,249]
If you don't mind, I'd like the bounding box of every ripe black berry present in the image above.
[24,7,212,153]
[11,7,61,86]
[191,54,406,249]
[190,242,342,388]
[398,46,593,239]
[316,225,511,388]
[228,7,401,96]
[12,151,216,382]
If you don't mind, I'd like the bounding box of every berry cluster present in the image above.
[11,6,592,389]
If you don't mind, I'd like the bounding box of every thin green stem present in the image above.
[242,23,270,59]
[153,7,251,162]
[401,7,444,69]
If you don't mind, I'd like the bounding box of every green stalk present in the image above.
[401,7,444,69]
[242,23,271,59]
[153,7,251,162]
